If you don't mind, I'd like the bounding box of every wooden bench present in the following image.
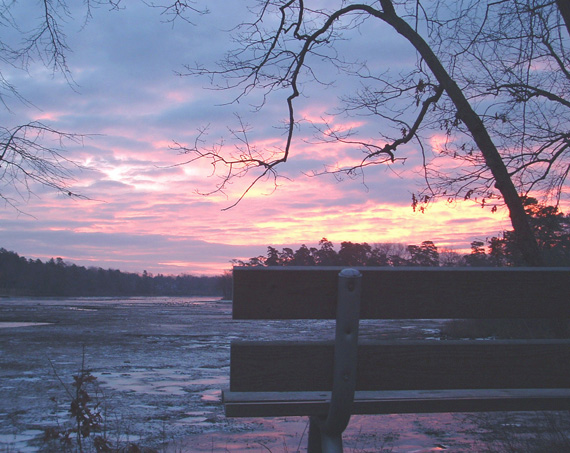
[224,266,570,452]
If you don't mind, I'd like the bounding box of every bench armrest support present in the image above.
[309,268,362,452]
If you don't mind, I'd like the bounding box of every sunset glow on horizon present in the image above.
[1,3,567,277]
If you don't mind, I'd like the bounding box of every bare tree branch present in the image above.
[0,0,134,210]
[179,1,564,264]
[0,122,87,211]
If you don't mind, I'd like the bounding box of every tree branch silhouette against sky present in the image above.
[1,1,568,274]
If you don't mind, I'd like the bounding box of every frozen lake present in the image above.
[1,296,562,452]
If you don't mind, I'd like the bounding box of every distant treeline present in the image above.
[236,198,570,268]
[2,199,568,297]
[0,249,231,298]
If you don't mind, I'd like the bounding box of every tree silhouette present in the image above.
[173,0,570,266]
[0,248,225,297]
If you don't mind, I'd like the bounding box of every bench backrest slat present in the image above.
[232,267,570,319]
[230,340,570,392]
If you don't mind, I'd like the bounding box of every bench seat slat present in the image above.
[230,340,570,392]
[232,267,570,319]
[223,389,570,417]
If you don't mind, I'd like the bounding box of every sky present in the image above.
[0,1,547,276]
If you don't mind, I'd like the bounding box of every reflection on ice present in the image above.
[200,389,222,403]
[0,322,52,328]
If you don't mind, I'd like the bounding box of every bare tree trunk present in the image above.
[556,0,570,37]
[376,1,543,266]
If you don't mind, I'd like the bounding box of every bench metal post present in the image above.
[308,268,362,453]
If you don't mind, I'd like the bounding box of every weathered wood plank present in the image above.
[223,389,570,417]
[232,267,570,320]
[230,340,570,392]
